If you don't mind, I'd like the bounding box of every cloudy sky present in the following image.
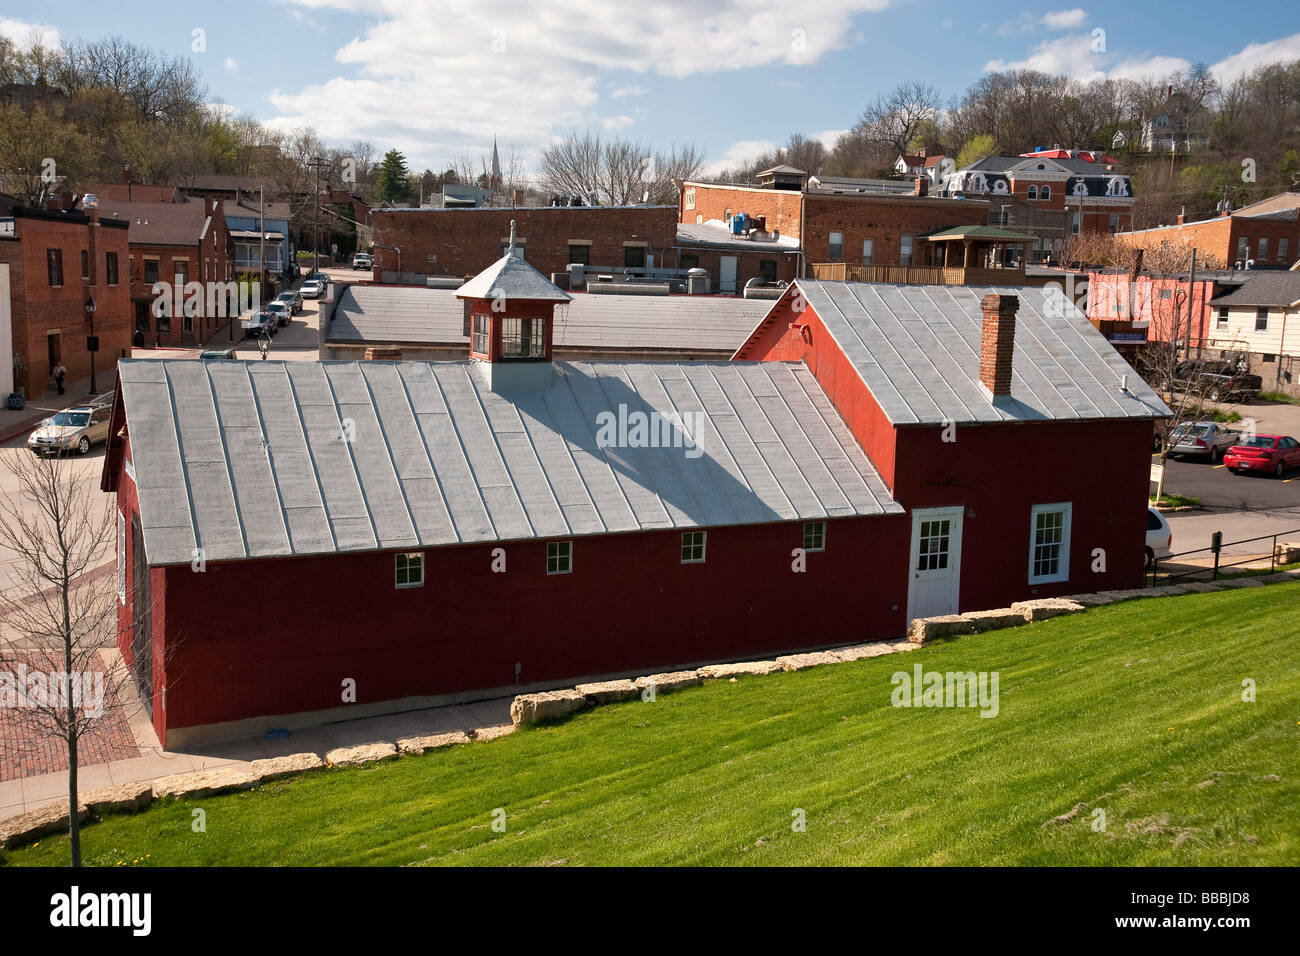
[3,1,1298,173]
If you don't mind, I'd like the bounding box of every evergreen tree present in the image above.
[374,148,414,203]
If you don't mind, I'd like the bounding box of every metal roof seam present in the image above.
[892,285,986,423]
[740,363,850,517]
[838,283,933,424]
[690,363,791,516]
[205,362,253,559]
[356,363,424,547]
[530,379,626,534]
[279,363,340,555]
[422,365,501,542]
[670,364,754,526]
[1003,292,1110,420]
[316,364,381,551]
[725,364,824,520]
[457,366,544,540]
[160,365,204,567]
[391,365,463,545]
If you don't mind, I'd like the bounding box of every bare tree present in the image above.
[0,453,128,866]
[537,131,701,206]
[857,82,944,159]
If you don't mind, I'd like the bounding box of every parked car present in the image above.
[266,301,292,327]
[307,271,329,282]
[26,403,113,456]
[241,311,276,338]
[1167,421,1238,462]
[1146,506,1173,570]
[275,290,302,314]
[200,348,237,360]
[1224,434,1300,478]
[352,252,373,271]
[299,279,325,299]
[1172,360,1263,403]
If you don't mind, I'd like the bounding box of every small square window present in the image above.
[568,243,590,267]
[803,521,826,553]
[395,552,424,588]
[681,530,706,564]
[624,245,646,269]
[547,540,572,574]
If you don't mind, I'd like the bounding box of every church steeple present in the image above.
[490,137,502,192]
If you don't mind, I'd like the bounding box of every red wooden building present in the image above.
[102,243,1168,746]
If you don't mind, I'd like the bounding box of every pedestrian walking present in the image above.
[52,361,67,395]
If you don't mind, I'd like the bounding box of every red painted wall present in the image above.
[143,515,909,741]
[740,289,1156,610]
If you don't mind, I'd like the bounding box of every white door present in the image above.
[906,506,964,623]
[719,256,738,294]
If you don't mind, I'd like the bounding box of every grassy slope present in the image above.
[6,583,1298,867]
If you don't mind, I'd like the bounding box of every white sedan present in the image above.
[300,279,325,299]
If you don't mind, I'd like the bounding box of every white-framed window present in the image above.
[1258,237,1269,260]
[1256,308,1269,332]
[117,510,126,604]
[680,530,706,564]
[1217,307,1229,330]
[1237,236,1249,261]
[900,234,914,265]
[1041,185,1051,200]
[395,552,424,588]
[501,317,545,358]
[828,231,843,261]
[1028,503,1072,584]
[471,313,490,356]
[1027,186,1038,199]
[1279,238,1290,261]
[861,239,874,265]
[803,521,826,552]
[684,187,695,210]
[547,540,572,575]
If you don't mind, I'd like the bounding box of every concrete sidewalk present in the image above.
[0,688,514,823]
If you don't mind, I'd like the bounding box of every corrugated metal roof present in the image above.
[329,286,773,353]
[456,252,572,302]
[787,281,1171,426]
[119,358,901,566]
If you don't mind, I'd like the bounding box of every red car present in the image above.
[1224,434,1300,478]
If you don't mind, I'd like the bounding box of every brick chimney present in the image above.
[979,294,1018,397]
[913,175,928,197]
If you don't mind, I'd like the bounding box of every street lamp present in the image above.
[84,295,98,394]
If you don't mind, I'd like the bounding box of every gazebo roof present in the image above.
[924,225,1039,244]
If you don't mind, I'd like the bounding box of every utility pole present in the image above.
[1185,247,1197,362]
[307,156,328,275]
[258,186,266,307]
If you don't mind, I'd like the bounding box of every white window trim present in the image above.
[395,552,424,588]
[681,530,707,564]
[1028,502,1072,584]
[547,540,572,575]
[803,521,826,553]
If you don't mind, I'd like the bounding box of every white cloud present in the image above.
[0,17,59,48]
[985,34,1106,80]
[269,0,894,169]
[699,138,778,177]
[601,114,634,130]
[1211,32,1300,85]
[610,85,649,98]
[1041,9,1087,30]
[1107,54,1192,82]
[814,128,848,150]
[224,57,239,72]
[206,103,238,119]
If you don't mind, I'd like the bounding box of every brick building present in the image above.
[679,174,991,278]
[1115,203,1299,271]
[97,197,235,348]
[0,205,132,398]
[369,205,680,285]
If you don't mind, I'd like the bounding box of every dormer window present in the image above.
[501,317,546,359]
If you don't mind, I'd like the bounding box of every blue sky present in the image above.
[3,1,1299,174]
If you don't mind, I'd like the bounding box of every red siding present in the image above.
[151,516,909,741]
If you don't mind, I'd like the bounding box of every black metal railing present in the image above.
[1150,527,1300,586]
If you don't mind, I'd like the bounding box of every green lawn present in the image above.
[6,584,1299,867]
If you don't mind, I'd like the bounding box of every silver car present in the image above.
[27,404,113,456]
[1168,421,1238,463]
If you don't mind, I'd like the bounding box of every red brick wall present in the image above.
[803,195,991,265]
[370,206,680,279]
[681,183,804,239]
[0,211,132,396]
[675,247,800,290]
[1118,214,1297,267]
